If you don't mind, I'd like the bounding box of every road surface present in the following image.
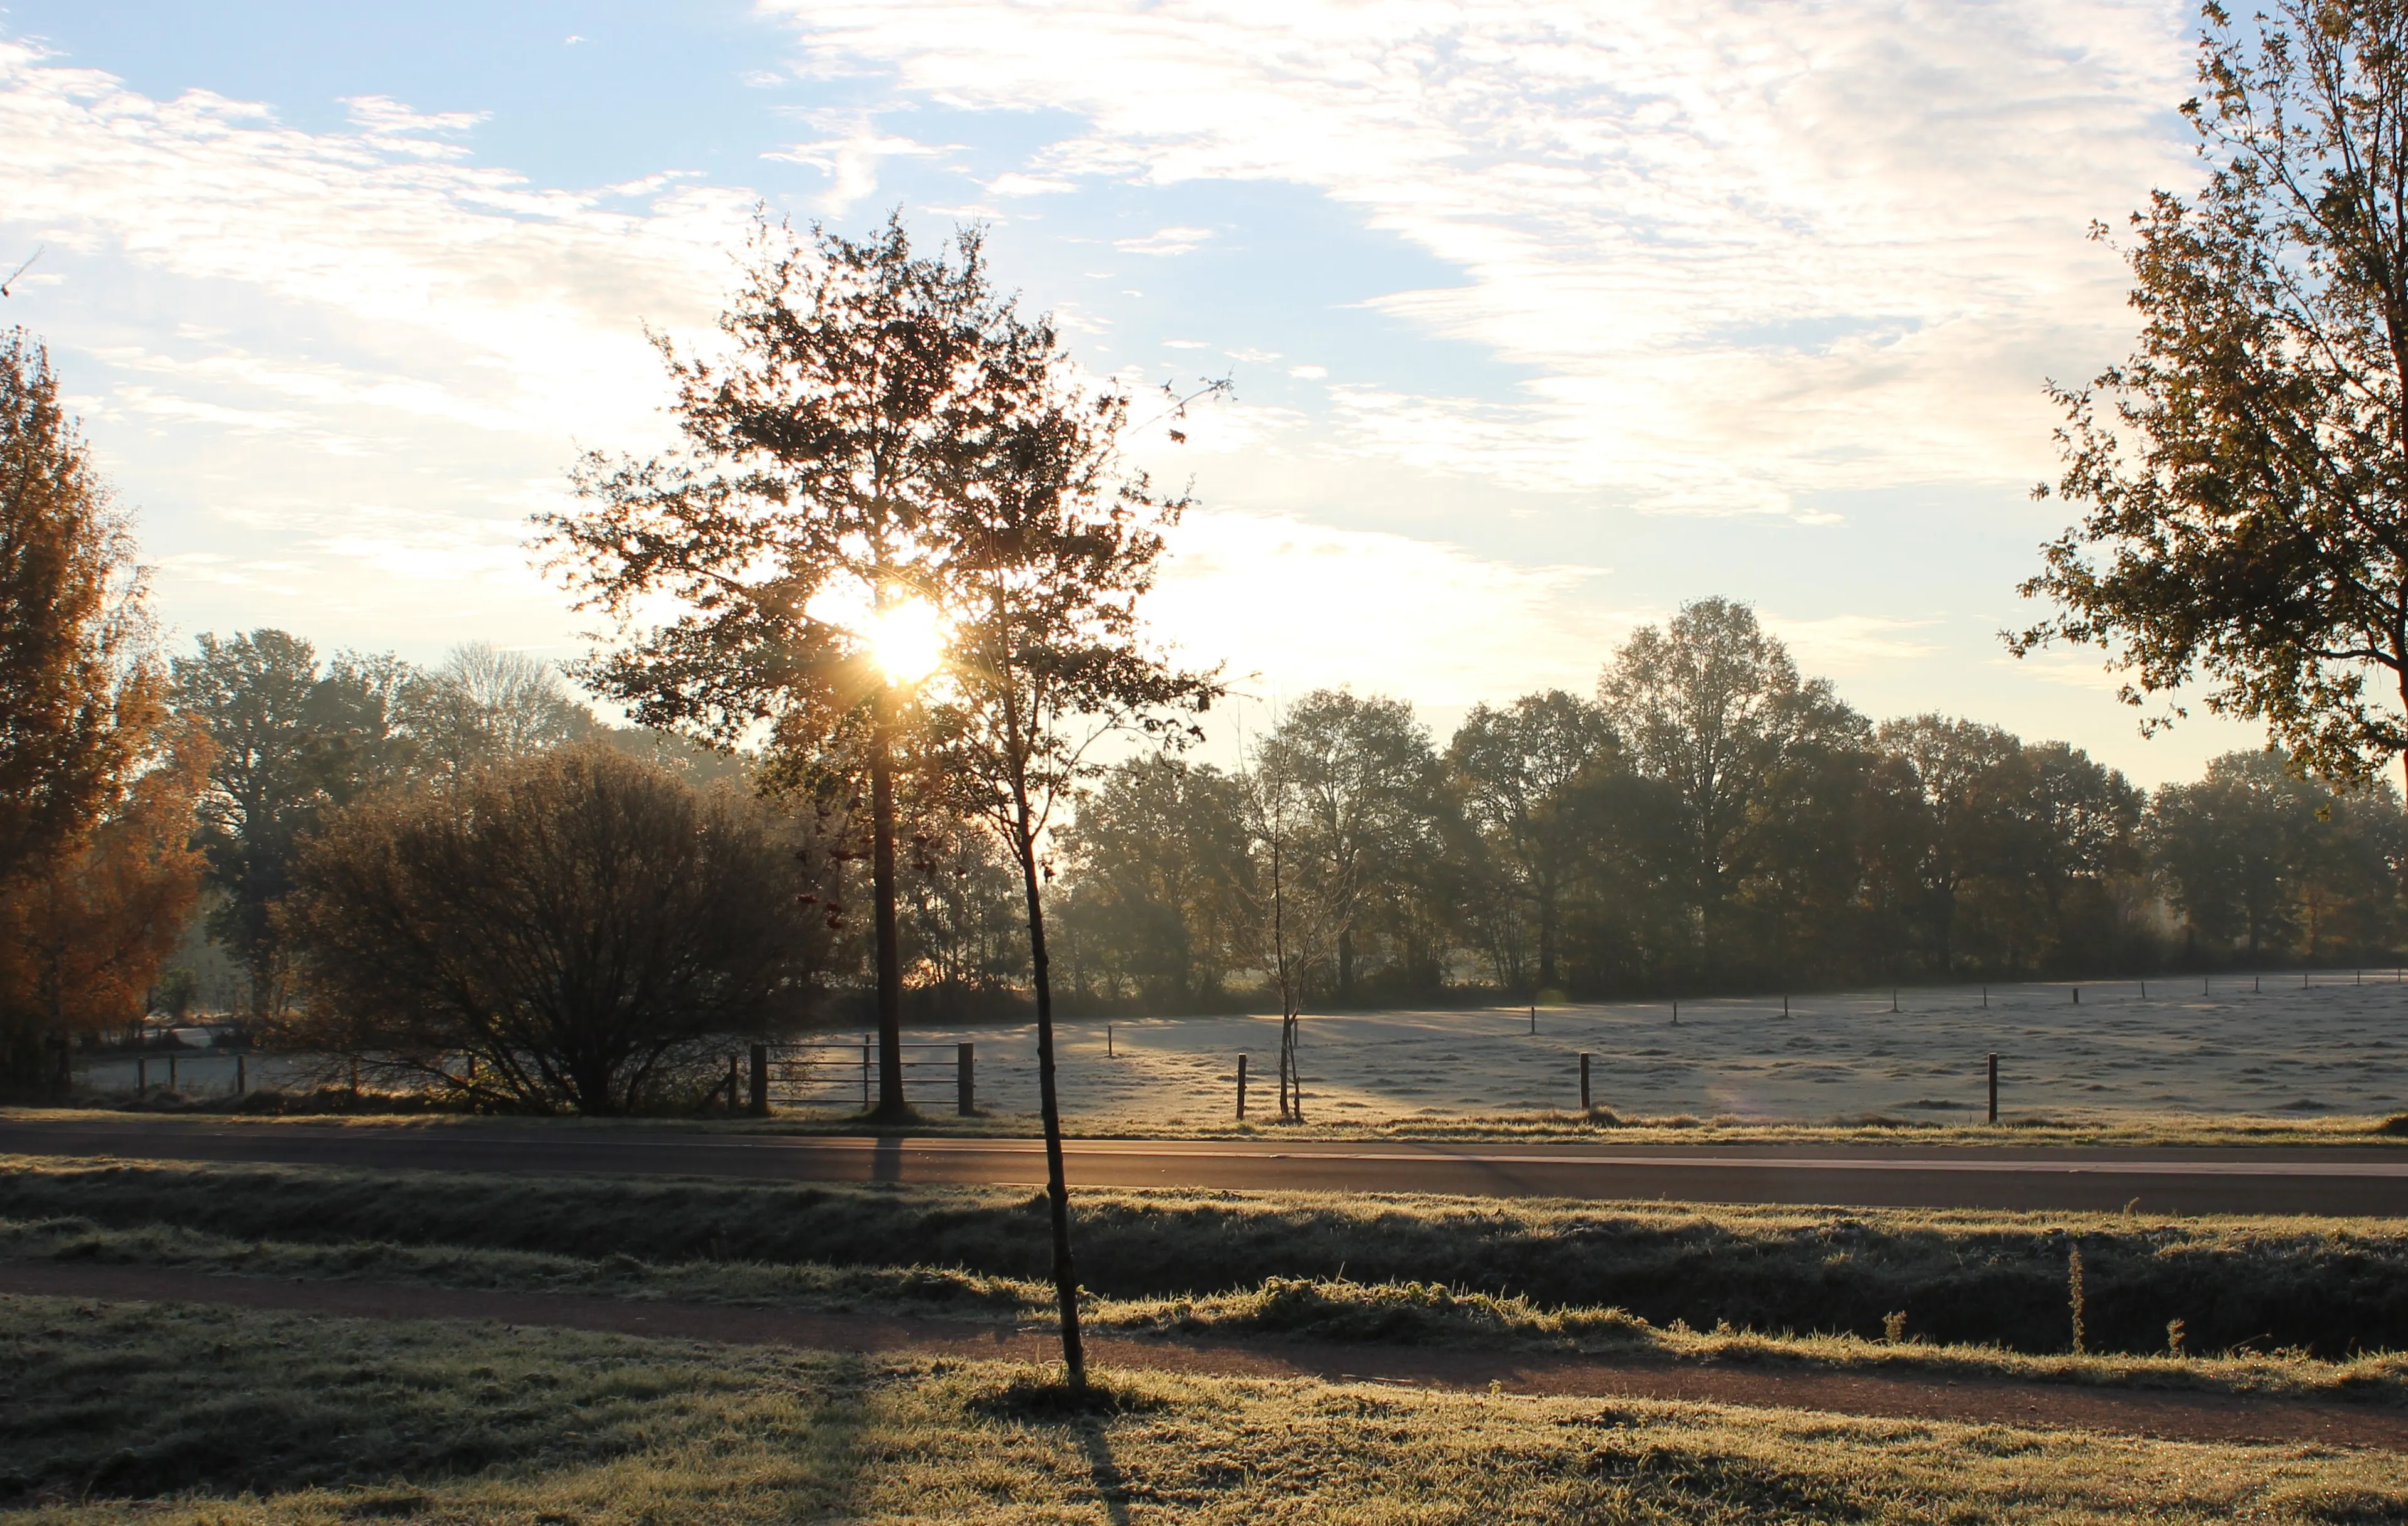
[7,1117,2408,1214]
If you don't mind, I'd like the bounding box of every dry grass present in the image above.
[13,1153,2408,1358]
[5,1293,2408,1524]
[11,1210,2408,1406]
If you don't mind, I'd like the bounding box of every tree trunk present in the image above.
[869,699,908,1119]
[1338,928,1354,1007]
[1013,790,1085,1387]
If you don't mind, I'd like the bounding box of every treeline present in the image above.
[1035,601,2408,1009]
[159,605,2408,1028]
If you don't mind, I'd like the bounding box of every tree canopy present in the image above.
[2017,0,2408,788]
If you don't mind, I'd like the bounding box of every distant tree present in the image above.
[543,215,1012,1120]
[171,631,420,1019]
[1599,598,1866,974]
[1876,717,2030,973]
[920,300,1216,1389]
[1447,692,1614,993]
[2015,1,2408,790]
[404,642,594,773]
[1255,691,1445,1005]
[0,331,181,1090]
[2147,748,2404,962]
[1057,756,1250,1009]
[284,743,823,1115]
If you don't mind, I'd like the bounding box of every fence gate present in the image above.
[754,1040,973,1115]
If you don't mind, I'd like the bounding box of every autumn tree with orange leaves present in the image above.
[0,330,204,1093]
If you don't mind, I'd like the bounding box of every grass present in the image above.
[23,1096,2408,1148]
[14,1153,2408,1367]
[13,1212,2408,1405]
[6,1293,2408,1523]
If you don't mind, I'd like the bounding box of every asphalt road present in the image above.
[8,1117,2408,1214]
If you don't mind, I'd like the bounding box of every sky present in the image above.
[0,0,2280,785]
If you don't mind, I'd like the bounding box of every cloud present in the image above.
[1765,613,1943,670]
[1150,509,1622,704]
[1115,223,1212,255]
[762,113,955,213]
[763,0,2194,511]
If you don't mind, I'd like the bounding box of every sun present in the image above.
[867,599,946,686]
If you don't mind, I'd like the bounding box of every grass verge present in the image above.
[9,1153,2408,1359]
[4,1293,2407,1523]
[11,1209,2408,1406]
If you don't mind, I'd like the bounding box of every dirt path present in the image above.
[6,1261,2404,1451]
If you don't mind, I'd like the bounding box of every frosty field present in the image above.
[836,972,2408,1126]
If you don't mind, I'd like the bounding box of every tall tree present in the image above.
[543,215,1007,1120]
[0,331,181,1089]
[2015,1,2408,790]
[1599,598,1864,972]
[922,301,1216,1389]
[0,331,161,889]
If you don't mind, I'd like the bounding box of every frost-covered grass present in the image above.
[6,1293,2408,1523]
[15,1153,2408,1359]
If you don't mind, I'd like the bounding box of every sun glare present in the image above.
[869,599,946,686]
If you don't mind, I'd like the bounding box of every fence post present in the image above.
[167,1052,177,1092]
[1988,1052,1999,1125]
[860,1041,870,1110]
[1237,1054,1248,1120]
[1580,1052,1592,1113]
[749,1044,770,1117]
[235,1053,246,1094]
[136,1056,146,1097]
[726,1054,739,1113]
[957,1042,974,1116]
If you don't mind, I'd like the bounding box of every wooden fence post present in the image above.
[749,1044,769,1116]
[136,1056,146,1097]
[1237,1054,1248,1120]
[235,1054,246,1094]
[1988,1052,1999,1125]
[167,1052,177,1092]
[1580,1052,1591,1113]
[860,1041,870,1110]
[958,1042,974,1116]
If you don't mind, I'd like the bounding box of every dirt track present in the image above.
[6,1261,2403,1451]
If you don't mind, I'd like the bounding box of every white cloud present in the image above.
[764,0,2193,512]
[762,112,955,213]
[1115,223,1213,255]
[1151,509,1622,704]
[1765,613,1942,670]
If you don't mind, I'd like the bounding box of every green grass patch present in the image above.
[4,1294,2408,1523]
